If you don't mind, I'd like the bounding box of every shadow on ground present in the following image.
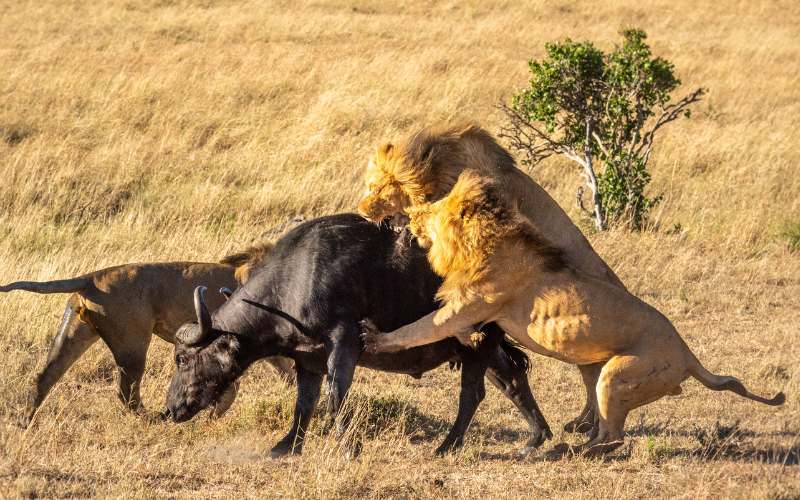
[537,420,799,464]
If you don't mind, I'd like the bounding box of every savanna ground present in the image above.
[0,0,798,498]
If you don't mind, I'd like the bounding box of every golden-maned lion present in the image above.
[361,171,785,455]
[2,242,294,428]
[356,123,622,432]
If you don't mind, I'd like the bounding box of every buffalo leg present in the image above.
[434,354,489,455]
[325,323,361,454]
[434,327,503,456]
[20,300,99,427]
[485,345,552,457]
[270,366,323,458]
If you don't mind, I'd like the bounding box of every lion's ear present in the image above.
[376,143,394,161]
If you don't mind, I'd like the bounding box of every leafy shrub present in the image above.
[501,29,704,230]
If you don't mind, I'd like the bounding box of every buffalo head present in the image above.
[164,286,241,422]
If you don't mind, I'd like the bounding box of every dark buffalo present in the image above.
[164,214,550,457]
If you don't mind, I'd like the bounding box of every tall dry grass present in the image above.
[0,0,798,497]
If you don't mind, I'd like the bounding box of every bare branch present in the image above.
[575,186,592,216]
[635,87,706,159]
[583,119,605,230]
[497,103,586,170]
[591,131,611,159]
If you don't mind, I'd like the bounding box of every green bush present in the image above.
[501,29,704,230]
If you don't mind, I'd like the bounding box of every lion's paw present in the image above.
[359,319,383,353]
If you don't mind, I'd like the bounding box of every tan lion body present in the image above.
[357,123,624,431]
[363,172,784,455]
[2,246,294,427]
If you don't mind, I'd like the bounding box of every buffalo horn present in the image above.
[176,286,213,345]
[195,286,212,337]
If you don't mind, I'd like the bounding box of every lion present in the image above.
[356,122,623,432]
[361,170,785,455]
[2,242,294,428]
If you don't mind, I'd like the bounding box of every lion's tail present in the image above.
[684,340,784,406]
[0,277,91,295]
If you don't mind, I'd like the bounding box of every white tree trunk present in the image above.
[583,122,605,231]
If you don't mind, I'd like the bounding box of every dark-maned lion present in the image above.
[356,123,623,432]
[362,171,785,455]
[2,243,294,427]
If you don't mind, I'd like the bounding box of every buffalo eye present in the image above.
[176,354,187,367]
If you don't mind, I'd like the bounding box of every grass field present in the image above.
[0,0,798,497]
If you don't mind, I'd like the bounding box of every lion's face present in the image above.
[358,175,411,223]
[357,149,414,223]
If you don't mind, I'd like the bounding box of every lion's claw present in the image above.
[359,319,382,353]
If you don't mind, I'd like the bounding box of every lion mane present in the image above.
[412,170,565,304]
[359,122,517,220]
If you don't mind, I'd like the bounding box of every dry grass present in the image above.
[0,0,798,497]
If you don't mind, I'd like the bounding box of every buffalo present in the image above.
[164,214,551,457]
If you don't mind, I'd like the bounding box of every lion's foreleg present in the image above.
[361,301,496,353]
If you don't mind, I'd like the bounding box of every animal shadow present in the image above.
[341,393,450,441]
[670,421,799,465]
[532,420,799,464]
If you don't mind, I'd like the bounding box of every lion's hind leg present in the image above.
[564,363,602,434]
[574,347,689,457]
[22,296,100,427]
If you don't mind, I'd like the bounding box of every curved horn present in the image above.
[194,286,212,338]
[176,323,204,345]
[219,287,233,300]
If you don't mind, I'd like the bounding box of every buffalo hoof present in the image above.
[514,427,554,458]
[270,438,302,459]
[269,443,303,458]
[434,436,464,457]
